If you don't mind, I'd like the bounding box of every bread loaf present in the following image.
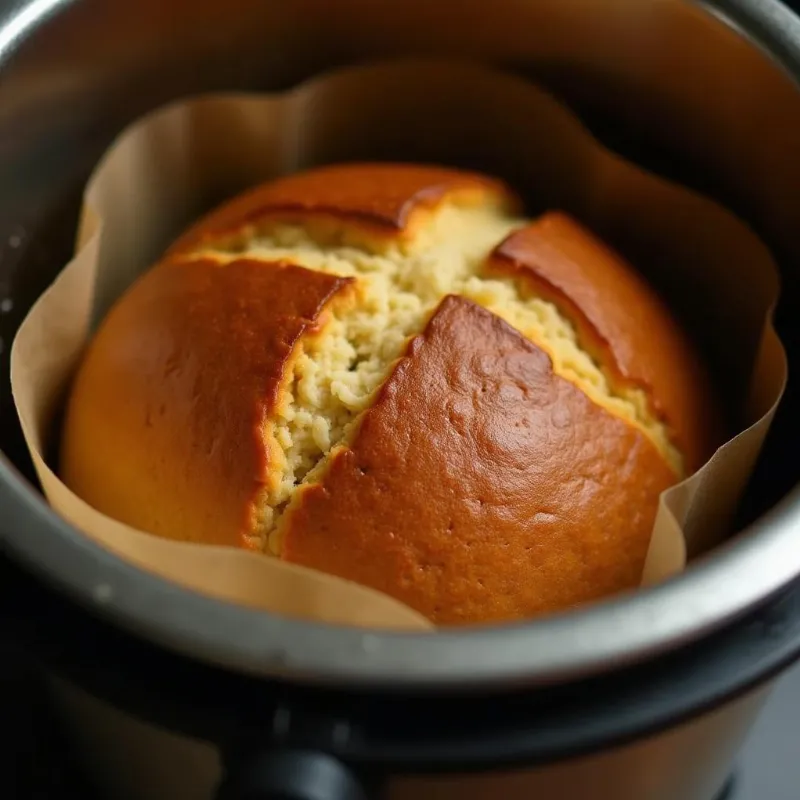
[61,163,720,624]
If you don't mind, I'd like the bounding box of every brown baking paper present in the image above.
[9,59,787,628]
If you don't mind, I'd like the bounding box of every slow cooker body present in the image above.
[3,1,800,799]
[48,677,772,800]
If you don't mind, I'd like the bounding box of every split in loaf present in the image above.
[61,163,721,624]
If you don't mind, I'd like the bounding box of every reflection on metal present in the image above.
[0,0,799,687]
[0,0,71,60]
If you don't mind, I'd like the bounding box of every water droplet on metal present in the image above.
[93,583,113,603]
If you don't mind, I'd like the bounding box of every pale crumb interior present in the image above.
[194,202,681,553]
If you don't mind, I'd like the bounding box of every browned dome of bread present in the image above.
[167,163,519,254]
[61,163,721,625]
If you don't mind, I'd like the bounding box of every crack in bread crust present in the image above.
[278,295,680,624]
[180,201,681,553]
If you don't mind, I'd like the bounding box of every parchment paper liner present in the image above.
[9,60,787,631]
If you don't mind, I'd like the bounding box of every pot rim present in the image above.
[3,455,800,689]
[2,0,800,690]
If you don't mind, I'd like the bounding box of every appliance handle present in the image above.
[215,749,373,800]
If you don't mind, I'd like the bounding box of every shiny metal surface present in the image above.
[50,673,771,800]
[1,0,800,688]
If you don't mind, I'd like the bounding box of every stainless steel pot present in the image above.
[2,1,800,798]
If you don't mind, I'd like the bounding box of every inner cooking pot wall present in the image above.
[1,0,799,517]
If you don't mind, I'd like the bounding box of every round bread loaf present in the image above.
[61,163,720,625]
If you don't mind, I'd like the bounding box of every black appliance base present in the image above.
[3,652,799,800]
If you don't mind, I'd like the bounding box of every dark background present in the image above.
[3,0,800,796]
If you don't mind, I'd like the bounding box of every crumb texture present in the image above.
[182,199,679,553]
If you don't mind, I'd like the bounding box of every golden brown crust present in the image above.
[61,256,355,548]
[280,296,678,625]
[485,212,720,472]
[62,163,721,625]
[167,162,520,254]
